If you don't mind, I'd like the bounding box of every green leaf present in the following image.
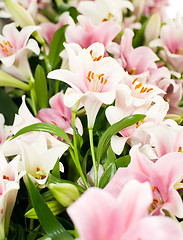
[35,65,48,108]
[116,155,131,168]
[132,18,148,48]
[11,122,73,148]
[48,25,68,70]
[96,114,146,164]
[51,157,61,178]
[0,88,18,125]
[27,175,74,240]
[99,162,117,189]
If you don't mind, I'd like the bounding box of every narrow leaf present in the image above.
[27,175,74,240]
[11,122,73,148]
[48,25,68,70]
[96,114,145,163]
[51,158,61,178]
[35,65,48,108]
[99,163,117,189]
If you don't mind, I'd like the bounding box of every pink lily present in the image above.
[107,28,159,75]
[138,119,183,160]
[39,12,74,46]
[105,145,183,218]
[67,180,183,240]
[65,15,121,50]
[36,91,83,136]
[150,15,183,73]
[0,22,39,67]
[48,42,125,128]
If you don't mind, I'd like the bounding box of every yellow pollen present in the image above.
[135,83,142,90]
[3,41,7,46]
[132,77,138,85]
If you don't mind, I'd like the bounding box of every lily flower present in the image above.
[77,0,134,25]
[67,180,183,240]
[0,153,21,239]
[0,22,39,81]
[18,133,68,188]
[150,15,183,73]
[105,145,183,218]
[48,42,125,128]
[65,15,121,50]
[36,91,83,136]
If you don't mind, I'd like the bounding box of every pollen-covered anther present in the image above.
[132,77,138,85]
[93,55,102,61]
[135,83,143,90]
[87,71,107,92]
[178,146,182,152]
[0,40,13,55]
[146,88,153,93]
[36,167,40,172]
[3,175,9,180]
[152,186,156,191]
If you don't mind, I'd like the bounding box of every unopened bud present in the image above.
[144,13,161,45]
[49,183,80,207]
[5,0,35,27]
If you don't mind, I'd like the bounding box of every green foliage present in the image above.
[35,64,48,109]
[27,175,74,240]
[48,24,68,70]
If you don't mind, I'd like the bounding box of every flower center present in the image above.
[87,70,108,92]
[131,78,153,97]
[0,40,13,56]
[149,186,164,213]
[35,167,46,180]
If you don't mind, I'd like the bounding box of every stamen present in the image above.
[153,197,158,204]
[104,79,107,85]
[91,72,94,79]
[51,121,57,125]
[3,175,9,180]
[36,167,40,172]
[152,186,156,191]
[7,41,13,48]
[135,83,142,90]
[178,146,182,152]
[132,77,138,85]
[146,88,153,93]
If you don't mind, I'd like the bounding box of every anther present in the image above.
[132,78,138,85]
[146,88,153,93]
[178,146,182,152]
[36,167,40,172]
[135,83,142,90]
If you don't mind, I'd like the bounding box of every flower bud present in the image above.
[25,200,64,219]
[144,13,161,45]
[5,0,35,27]
[49,183,80,207]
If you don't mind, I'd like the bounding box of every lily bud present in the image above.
[5,0,35,27]
[5,0,44,44]
[25,200,64,219]
[49,183,80,207]
[144,13,161,45]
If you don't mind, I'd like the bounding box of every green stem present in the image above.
[71,110,89,189]
[88,128,98,187]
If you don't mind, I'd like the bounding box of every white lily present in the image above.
[78,0,134,25]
